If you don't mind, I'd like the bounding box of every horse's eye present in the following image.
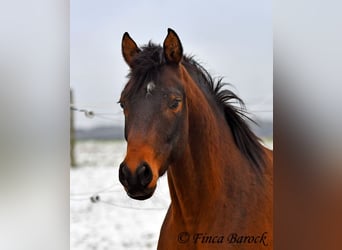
[119,102,125,109]
[169,99,181,110]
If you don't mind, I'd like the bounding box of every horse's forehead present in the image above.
[122,66,183,100]
[146,81,156,95]
[158,67,184,86]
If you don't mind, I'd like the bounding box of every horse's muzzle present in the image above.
[119,161,155,200]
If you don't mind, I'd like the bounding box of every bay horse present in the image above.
[118,28,273,250]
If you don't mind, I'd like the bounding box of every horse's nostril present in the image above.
[119,162,153,190]
[119,163,131,187]
[137,163,153,187]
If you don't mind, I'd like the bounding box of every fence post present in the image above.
[70,89,76,167]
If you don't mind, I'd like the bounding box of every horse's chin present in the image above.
[127,187,156,200]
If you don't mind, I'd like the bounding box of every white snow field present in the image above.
[70,140,170,250]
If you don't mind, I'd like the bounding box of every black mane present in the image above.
[122,42,266,171]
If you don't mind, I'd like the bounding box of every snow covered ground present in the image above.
[70,139,273,250]
[70,140,170,250]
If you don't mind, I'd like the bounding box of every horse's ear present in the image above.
[163,28,183,64]
[122,32,141,67]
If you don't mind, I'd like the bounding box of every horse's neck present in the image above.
[167,67,255,229]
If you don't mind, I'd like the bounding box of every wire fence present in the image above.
[70,96,272,211]
[70,103,272,122]
[70,183,169,210]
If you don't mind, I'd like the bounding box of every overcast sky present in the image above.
[71,0,272,128]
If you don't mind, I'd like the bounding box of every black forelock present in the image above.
[121,42,164,99]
